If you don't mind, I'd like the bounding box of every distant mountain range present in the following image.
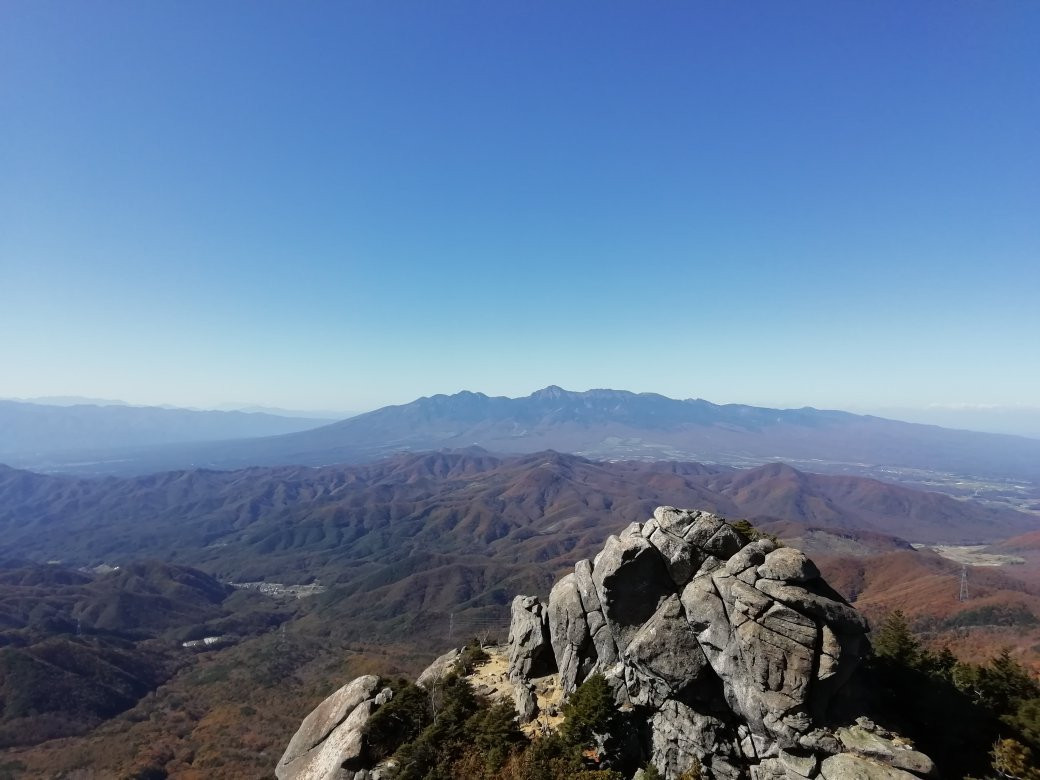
[6,395,134,407]
[1,447,1036,689]
[16,387,1039,487]
[6,396,357,420]
[0,450,1032,578]
[211,403,358,420]
[862,404,1040,440]
[0,400,333,459]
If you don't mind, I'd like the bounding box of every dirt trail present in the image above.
[466,646,565,737]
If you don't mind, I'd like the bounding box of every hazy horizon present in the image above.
[3,3,1038,415]
[5,388,1040,440]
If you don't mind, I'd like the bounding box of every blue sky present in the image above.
[2,2,1038,414]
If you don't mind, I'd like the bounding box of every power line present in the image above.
[446,612,509,643]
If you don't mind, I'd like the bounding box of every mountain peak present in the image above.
[529,385,569,400]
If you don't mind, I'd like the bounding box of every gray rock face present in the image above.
[505,508,933,780]
[650,698,742,780]
[835,724,936,777]
[780,749,819,778]
[276,675,384,780]
[818,753,921,779]
[507,595,554,681]
[758,547,820,583]
[574,557,619,667]
[548,573,593,693]
[623,594,709,708]
[593,529,676,653]
[513,681,538,723]
[416,648,461,689]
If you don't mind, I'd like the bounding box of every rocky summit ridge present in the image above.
[277,508,937,780]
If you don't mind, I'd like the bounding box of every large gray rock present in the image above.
[592,531,675,653]
[416,648,461,689]
[682,568,733,655]
[836,725,936,777]
[752,578,869,721]
[649,698,740,780]
[623,594,709,708]
[573,559,601,613]
[513,682,538,723]
[644,508,714,587]
[688,569,819,752]
[507,595,554,680]
[682,511,728,545]
[653,506,701,535]
[726,539,778,579]
[758,548,820,583]
[575,558,619,666]
[548,573,593,693]
[754,579,867,633]
[276,675,382,780]
[702,523,746,561]
[779,748,819,778]
[819,753,921,780]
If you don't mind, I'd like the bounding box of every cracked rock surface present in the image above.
[507,508,930,780]
[276,675,393,780]
[279,508,934,780]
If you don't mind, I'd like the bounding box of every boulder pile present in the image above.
[505,507,935,779]
[277,508,937,780]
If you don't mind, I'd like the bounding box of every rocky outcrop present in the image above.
[506,508,930,780]
[507,595,554,720]
[415,647,462,689]
[276,675,392,780]
[279,507,935,780]
[507,595,553,680]
[547,573,595,694]
[278,647,475,780]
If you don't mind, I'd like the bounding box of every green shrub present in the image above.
[363,679,431,762]
[466,699,525,770]
[560,674,620,750]
[873,610,920,666]
[945,605,1038,628]
[454,639,490,675]
[388,675,480,780]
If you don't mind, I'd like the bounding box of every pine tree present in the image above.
[986,649,1040,706]
[873,610,920,666]
[466,699,525,771]
[561,674,620,750]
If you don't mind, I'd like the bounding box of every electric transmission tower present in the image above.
[959,566,969,601]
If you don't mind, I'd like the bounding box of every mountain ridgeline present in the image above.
[0,450,1037,655]
[0,399,332,463]
[11,388,1040,484]
[0,451,1033,575]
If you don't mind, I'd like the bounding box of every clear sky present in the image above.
[2,1,1038,414]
